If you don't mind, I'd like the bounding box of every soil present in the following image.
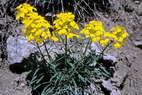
[0,66,31,95]
[0,0,142,95]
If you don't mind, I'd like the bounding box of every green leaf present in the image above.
[72,78,77,88]
[36,76,44,84]
[68,62,75,69]
[41,84,52,95]
[34,81,49,91]
[89,59,97,67]
[49,73,58,82]
[78,74,86,83]
[33,68,40,77]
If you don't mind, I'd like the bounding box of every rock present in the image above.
[111,64,129,87]
[103,55,117,63]
[122,0,136,12]
[91,43,101,54]
[102,80,113,91]
[7,36,36,64]
[136,3,142,16]
[110,89,121,95]
[134,0,141,4]
[0,0,8,5]
[102,80,121,95]
[133,40,142,49]
[124,4,135,12]
[109,0,121,12]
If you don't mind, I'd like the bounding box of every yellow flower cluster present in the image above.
[109,26,128,48]
[16,3,58,43]
[16,3,128,48]
[53,12,80,39]
[80,21,128,48]
[80,20,110,46]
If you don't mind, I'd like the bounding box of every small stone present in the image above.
[134,0,141,4]
[136,3,142,16]
[102,80,113,91]
[124,4,135,12]
[111,64,129,87]
[91,43,101,54]
[111,89,121,95]
[45,13,55,17]
[103,55,117,63]
[133,40,142,49]
[20,83,26,88]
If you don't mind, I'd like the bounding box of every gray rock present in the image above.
[103,55,117,63]
[109,0,121,12]
[91,43,101,54]
[134,1,141,4]
[102,80,121,95]
[136,3,142,16]
[133,40,142,49]
[111,64,129,87]
[7,36,35,64]
[122,0,137,12]
[102,80,113,91]
[110,89,121,95]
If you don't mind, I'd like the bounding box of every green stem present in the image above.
[99,41,113,59]
[83,39,91,56]
[43,41,53,62]
[65,35,68,55]
[36,43,48,64]
[65,35,68,64]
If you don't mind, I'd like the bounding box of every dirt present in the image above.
[0,0,142,95]
[0,66,31,95]
[121,50,142,95]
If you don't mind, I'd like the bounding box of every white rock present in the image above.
[103,55,117,63]
[134,0,141,4]
[133,40,142,49]
[102,80,113,91]
[111,89,121,95]
[137,3,142,16]
[7,36,36,64]
[91,43,101,54]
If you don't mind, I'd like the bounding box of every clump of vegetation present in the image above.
[15,3,128,95]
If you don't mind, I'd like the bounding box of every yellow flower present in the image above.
[51,36,59,42]
[94,26,104,32]
[109,26,128,48]
[67,33,80,39]
[27,34,34,41]
[117,37,124,42]
[100,39,110,46]
[113,43,122,48]
[16,3,129,48]
[80,20,106,43]
[58,29,68,35]
[89,20,103,26]
[111,26,123,33]
[16,3,53,43]
[41,32,47,40]
[121,32,129,38]
[53,12,80,39]
[16,3,37,20]
[70,21,79,30]
[95,31,103,36]
[92,38,98,43]
[35,38,43,43]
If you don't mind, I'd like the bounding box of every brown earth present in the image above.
[1,0,142,95]
[0,65,31,95]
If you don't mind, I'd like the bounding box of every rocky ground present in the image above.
[0,67,31,95]
[1,0,142,95]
